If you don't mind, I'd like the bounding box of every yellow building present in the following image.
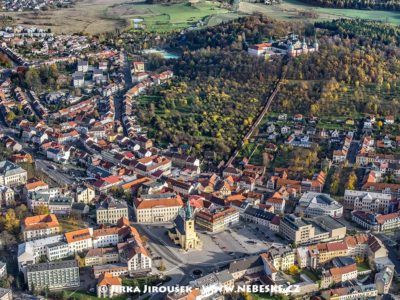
[168,206,201,251]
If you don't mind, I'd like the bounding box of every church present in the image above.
[168,205,202,251]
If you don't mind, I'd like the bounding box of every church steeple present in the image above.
[185,203,193,220]
[313,35,319,51]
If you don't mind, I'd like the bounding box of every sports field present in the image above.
[239,0,400,25]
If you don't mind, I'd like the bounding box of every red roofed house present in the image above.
[21,214,61,241]
[97,273,123,298]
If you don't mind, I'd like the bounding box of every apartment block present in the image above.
[26,260,79,291]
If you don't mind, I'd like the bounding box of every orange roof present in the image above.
[376,212,400,224]
[345,234,369,248]
[23,214,59,231]
[93,227,119,238]
[65,228,92,243]
[329,264,356,277]
[103,176,122,184]
[98,273,122,287]
[326,241,348,252]
[260,253,277,273]
[121,177,151,190]
[225,194,246,203]
[134,194,183,210]
[250,43,272,50]
[25,180,48,191]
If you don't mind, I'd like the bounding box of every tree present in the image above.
[158,260,166,272]
[15,204,29,219]
[241,292,251,300]
[0,276,13,288]
[6,111,16,123]
[25,68,42,92]
[330,174,340,195]
[345,172,357,190]
[0,231,17,248]
[288,265,300,275]
[355,256,364,264]
[110,186,124,198]
[34,205,50,216]
[1,209,20,232]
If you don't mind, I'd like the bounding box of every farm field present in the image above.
[112,1,238,32]
[239,0,400,25]
[0,0,129,34]
[0,0,239,34]
[2,0,399,34]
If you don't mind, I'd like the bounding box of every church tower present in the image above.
[301,37,308,54]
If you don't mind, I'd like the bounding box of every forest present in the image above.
[136,16,400,159]
[298,0,400,11]
[138,49,281,161]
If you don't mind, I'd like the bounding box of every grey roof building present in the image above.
[26,260,79,291]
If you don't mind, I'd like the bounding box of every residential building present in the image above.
[267,246,294,271]
[0,262,6,279]
[85,248,119,267]
[96,199,129,225]
[264,197,285,214]
[118,230,152,276]
[77,60,89,72]
[65,228,94,254]
[351,210,400,232]
[76,185,96,203]
[375,266,394,295]
[25,260,79,291]
[228,255,264,280]
[0,185,14,206]
[321,263,358,289]
[0,160,27,186]
[189,270,235,299]
[46,242,71,261]
[92,227,119,248]
[321,284,377,300]
[97,273,123,298]
[0,288,12,300]
[21,214,61,241]
[241,205,279,232]
[18,235,64,271]
[344,190,392,214]
[93,263,129,279]
[134,193,183,223]
[297,241,348,269]
[195,207,239,233]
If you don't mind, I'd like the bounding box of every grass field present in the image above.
[2,0,400,34]
[239,0,400,25]
[122,1,237,32]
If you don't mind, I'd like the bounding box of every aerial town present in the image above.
[0,1,398,299]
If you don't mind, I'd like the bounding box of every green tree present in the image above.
[34,205,50,216]
[345,172,357,190]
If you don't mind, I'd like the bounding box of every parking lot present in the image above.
[141,220,285,269]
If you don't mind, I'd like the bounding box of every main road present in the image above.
[114,50,133,122]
